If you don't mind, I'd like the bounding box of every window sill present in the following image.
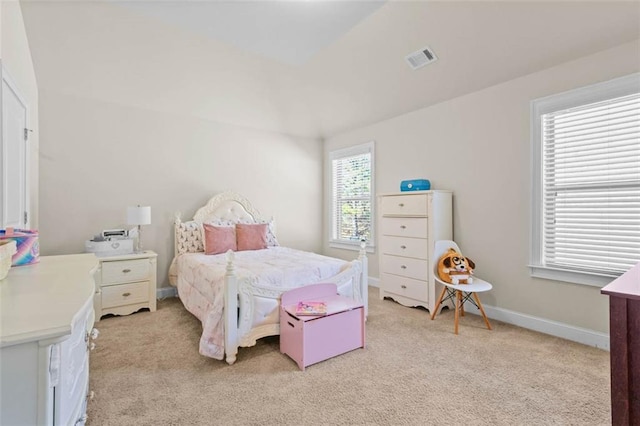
[529,265,619,288]
[329,241,375,254]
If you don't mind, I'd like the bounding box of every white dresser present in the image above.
[94,250,157,321]
[378,191,453,312]
[0,254,98,426]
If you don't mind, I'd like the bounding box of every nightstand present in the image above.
[94,250,157,321]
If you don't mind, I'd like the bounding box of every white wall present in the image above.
[324,40,640,334]
[19,1,316,138]
[38,89,322,288]
[20,0,324,288]
[1,1,39,228]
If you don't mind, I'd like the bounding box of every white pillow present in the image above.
[175,221,204,254]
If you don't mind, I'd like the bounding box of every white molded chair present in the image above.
[430,240,492,334]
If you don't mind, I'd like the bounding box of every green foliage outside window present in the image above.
[333,152,372,243]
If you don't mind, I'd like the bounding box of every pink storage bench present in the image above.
[280,283,365,370]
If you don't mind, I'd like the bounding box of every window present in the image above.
[531,73,640,286]
[330,142,374,251]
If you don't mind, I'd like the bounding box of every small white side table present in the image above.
[94,250,157,321]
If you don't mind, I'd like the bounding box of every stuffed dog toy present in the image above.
[437,248,475,284]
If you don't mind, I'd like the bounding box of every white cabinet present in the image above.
[94,251,157,320]
[0,254,98,426]
[378,191,452,312]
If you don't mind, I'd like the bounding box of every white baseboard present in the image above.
[462,302,610,351]
[371,276,608,350]
[157,286,177,299]
[368,276,380,288]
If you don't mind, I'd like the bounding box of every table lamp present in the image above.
[127,205,151,253]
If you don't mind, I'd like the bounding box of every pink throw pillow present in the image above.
[203,224,236,255]
[236,223,268,251]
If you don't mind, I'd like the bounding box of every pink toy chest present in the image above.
[280,283,365,371]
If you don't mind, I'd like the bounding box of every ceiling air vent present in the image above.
[405,46,437,70]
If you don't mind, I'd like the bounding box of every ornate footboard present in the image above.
[223,243,368,365]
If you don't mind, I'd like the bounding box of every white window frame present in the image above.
[329,141,375,252]
[530,73,640,287]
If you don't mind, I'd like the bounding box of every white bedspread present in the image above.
[175,247,347,359]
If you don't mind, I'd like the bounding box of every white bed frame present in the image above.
[174,192,368,365]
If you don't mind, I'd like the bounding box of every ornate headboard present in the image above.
[173,192,275,257]
[192,192,261,224]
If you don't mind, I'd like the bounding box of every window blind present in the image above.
[331,148,372,244]
[541,93,640,275]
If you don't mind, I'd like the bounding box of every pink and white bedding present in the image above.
[176,247,348,360]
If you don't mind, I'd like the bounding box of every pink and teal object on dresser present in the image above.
[0,228,40,266]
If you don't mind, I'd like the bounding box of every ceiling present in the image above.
[20,1,640,140]
[115,0,387,65]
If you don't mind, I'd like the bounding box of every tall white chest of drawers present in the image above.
[378,191,453,313]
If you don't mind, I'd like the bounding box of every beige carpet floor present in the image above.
[87,287,611,426]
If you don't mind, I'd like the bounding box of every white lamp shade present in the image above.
[127,206,151,226]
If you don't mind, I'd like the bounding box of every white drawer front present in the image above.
[101,281,149,309]
[380,217,428,238]
[381,236,428,259]
[381,273,428,302]
[381,254,429,281]
[102,259,149,285]
[380,194,428,216]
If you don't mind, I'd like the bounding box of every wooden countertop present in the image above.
[601,261,640,301]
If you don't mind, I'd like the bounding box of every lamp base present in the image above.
[134,225,144,253]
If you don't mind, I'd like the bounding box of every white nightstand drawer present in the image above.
[101,281,149,309]
[101,259,149,285]
[380,217,428,238]
[381,273,427,301]
[381,254,429,281]
[381,235,428,259]
[380,194,428,216]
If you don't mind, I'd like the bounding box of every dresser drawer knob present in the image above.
[400,225,406,229]
[400,245,406,249]
[401,285,407,289]
[400,265,407,269]
[122,292,131,297]
[398,203,405,207]
[122,268,131,273]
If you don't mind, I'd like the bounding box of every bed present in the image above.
[168,192,368,365]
